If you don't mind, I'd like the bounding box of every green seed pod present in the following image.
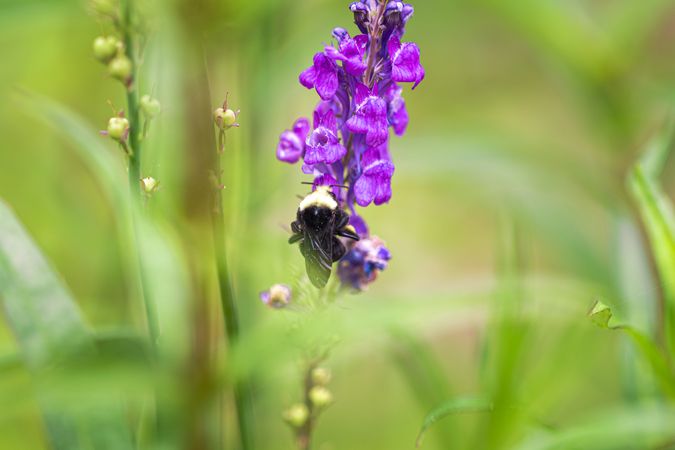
[93,36,118,62]
[214,107,237,130]
[107,117,129,141]
[311,367,332,386]
[108,55,132,82]
[309,386,333,408]
[282,403,309,428]
[140,95,161,119]
[91,0,117,16]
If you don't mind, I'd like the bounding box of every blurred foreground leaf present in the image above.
[0,199,134,450]
[516,406,675,450]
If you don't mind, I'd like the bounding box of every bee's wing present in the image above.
[300,230,332,288]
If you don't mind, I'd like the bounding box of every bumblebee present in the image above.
[289,186,359,288]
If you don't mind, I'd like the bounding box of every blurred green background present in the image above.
[1,0,675,449]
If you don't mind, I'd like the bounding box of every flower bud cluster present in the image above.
[283,365,334,431]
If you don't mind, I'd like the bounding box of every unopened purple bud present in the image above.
[350,2,369,34]
[332,27,350,44]
[401,4,414,23]
[384,2,404,30]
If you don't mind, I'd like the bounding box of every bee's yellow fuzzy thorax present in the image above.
[299,186,337,211]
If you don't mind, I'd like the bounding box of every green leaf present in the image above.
[416,396,493,447]
[628,121,675,357]
[0,199,134,450]
[586,300,675,399]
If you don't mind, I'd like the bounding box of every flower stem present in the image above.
[121,0,159,349]
[296,361,318,450]
[363,0,387,88]
[211,130,254,450]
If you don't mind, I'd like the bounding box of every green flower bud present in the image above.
[214,107,238,130]
[140,177,159,194]
[588,300,612,328]
[282,403,309,428]
[108,55,132,82]
[140,95,161,119]
[311,367,331,386]
[91,0,117,16]
[107,117,129,141]
[93,36,118,62]
[309,386,333,408]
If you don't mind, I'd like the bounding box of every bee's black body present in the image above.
[289,187,359,288]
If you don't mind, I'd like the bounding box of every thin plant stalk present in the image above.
[212,128,254,450]
[120,0,159,349]
[297,361,319,450]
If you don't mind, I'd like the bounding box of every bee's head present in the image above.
[298,185,338,212]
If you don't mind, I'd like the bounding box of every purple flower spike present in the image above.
[304,108,347,165]
[346,83,389,146]
[275,0,425,290]
[354,148,395,206]
[300,52,339,100]
[277,118,310,163]
[388,34,425,89]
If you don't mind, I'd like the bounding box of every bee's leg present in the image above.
[289,233,303,244]
[336,227,359,241]
[335,209,349,229]
[291,220,302,233]
[332,237,346,262]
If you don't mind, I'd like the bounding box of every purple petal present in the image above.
[386,84,409,136]
[354,158,395,206]
[354,174,376,207]
[347,97,388,147]
[388,35,424,88]
[313,108,338,133]
[349,214,369,238]
[293,117,310,140]
[276,130,304,163]
[305,126,346,165]
[313,52,339,100]
[299,65,316,89]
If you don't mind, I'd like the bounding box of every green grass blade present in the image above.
[628,125,675,358]
[415,396,493,448]
[0,199,134,450]
[516,406,675,450]
[389,328,455,448]
[589,300,675,400]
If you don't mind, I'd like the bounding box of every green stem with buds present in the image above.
[121,0,159,349]
[212,127,254,450]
